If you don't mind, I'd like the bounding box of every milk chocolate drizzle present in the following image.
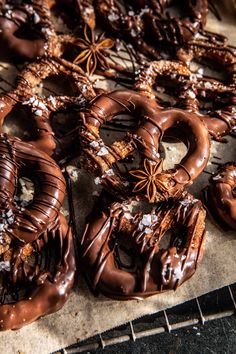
[81,193,206,299]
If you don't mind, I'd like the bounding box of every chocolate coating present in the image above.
[0,213,75,331]
[79,89,210,201]
[0,133,66,243]
[207,162,236,230]
[81,193,206,299]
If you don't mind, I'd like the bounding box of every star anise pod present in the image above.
[73,25,114,75]
[129,159,163,203]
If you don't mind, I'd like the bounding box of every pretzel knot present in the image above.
[207,162,236,230]
[81,193,206,299]
[0,133,66,244]
[79,89,210,201]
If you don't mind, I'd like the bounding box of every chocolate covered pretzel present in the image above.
[81,193,206,299]
[0,213,75,330]
[0,57,96,161]
[134,60,236,139]
[79,89,210,201]
[96,0,208,60]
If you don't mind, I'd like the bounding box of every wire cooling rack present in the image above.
[56,283,236,353]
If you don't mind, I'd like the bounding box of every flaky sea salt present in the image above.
[97,147,109,156]
[0,261,10,272]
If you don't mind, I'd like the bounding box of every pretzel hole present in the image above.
[51,110,79,137]
[14,23,43,41]
[100,114,137,144]
[3,104,38,141]
[190,61,225,82]
[39,75,77,97]
[162,135,187,170]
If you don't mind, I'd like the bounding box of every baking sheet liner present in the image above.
[0,4,235,354]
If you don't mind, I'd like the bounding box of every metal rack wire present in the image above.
[58,283,236,353]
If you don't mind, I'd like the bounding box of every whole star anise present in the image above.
[73,25,114,75]
[129,159,163,203]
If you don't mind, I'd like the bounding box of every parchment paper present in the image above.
[0,3,235,354]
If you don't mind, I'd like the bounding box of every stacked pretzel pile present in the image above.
[0,0,235,330]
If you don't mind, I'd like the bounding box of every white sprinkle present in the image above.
[188,90,196,99]
[6,210,13,218]
[212,174,222,181]
[47,95,57,108]
[90,140,100,148]
[204,82,212,89]
[197,68,204,75]
[97,147,109,156]
[104,169,114,176]
[94,177,101,185]
[108,12,119,22]
[34,109,43,116]
[124,212,133,220]
[0,261,11,272]
[144,227,152,234]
